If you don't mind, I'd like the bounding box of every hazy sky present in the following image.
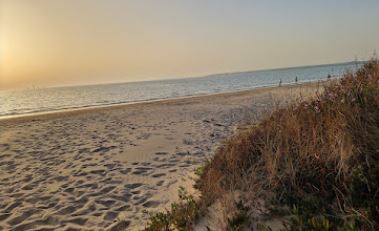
[1,0,379,88]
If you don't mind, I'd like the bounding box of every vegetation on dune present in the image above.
[200,59,379,230]
[143,59,379,230]
[142,187,208,231]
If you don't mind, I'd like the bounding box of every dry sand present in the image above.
[0,83,322,230]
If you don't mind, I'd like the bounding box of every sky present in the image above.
[1,0,379,88]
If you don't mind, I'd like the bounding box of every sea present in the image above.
[0,62,363,118]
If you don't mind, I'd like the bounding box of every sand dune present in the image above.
[0,83,321,230]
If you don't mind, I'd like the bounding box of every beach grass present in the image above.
[199,58,379,230]
[142,187,200,231]
[143,59,379,230]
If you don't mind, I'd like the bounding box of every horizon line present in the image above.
[1,59,366,91]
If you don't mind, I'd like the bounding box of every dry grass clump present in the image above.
[199,59,379,230]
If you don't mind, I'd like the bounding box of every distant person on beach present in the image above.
[279,79,282,87]
[327,74,331,80]
[295,76,298,83]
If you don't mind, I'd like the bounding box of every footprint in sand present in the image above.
[131,190,141,195]
[64,217,88,226]
[124,183,143,190]
[156,180,165,186]
[108,220,130,231]
[104,211,118,221]
[152,173,166,178]
[57,205,77,215]
[119,168,131,174]
[7,209,36,226]
[115,205,130,212]
[3,202,22,213]
[95,199,117,207]
[0,213,11,222]
[142,200,160,208]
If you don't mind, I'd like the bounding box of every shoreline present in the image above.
[0,80,324,123]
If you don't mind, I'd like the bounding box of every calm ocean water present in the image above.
[0,62,363,118]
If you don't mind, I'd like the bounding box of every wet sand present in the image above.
[0,83,322,230]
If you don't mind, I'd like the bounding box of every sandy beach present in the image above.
[0,83,322,230]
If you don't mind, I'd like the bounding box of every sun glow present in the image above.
[1,0,378,89]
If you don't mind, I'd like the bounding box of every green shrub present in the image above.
[143,187,201,231]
